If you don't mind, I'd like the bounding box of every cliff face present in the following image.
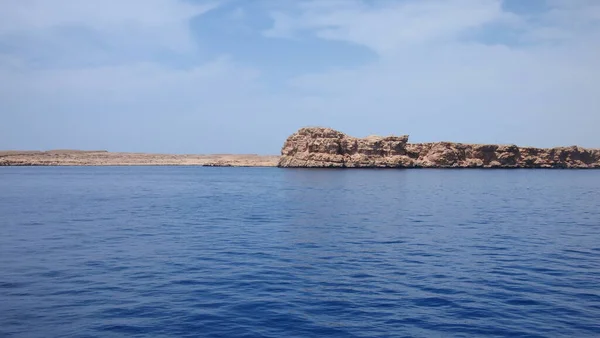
[278,127,600,168]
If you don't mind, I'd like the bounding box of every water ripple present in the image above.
[1,167,600,337]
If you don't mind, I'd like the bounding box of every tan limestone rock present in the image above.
[278,127,600,169]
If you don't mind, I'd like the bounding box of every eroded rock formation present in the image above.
[278,127,600,168]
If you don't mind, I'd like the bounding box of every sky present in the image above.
[0,0,599,154]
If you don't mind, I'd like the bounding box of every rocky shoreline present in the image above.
[0,151,279,167]
[278,127,600,169]
[3,127,599,168]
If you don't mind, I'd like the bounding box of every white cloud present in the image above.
[0,0,218,56]
[1,56,257,102]
[0,0,213,31]
[517,0,600,43]
[264,0,600,51]
[265,0,517,55]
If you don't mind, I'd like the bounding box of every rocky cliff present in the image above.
[278,127,600,169]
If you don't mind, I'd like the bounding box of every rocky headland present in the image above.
[278,127,600,169]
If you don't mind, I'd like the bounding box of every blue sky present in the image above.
[1,0,599,154]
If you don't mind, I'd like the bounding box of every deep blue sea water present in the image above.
[1,167,599,338]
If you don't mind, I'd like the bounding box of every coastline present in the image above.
[0,151,280,167]
[4,126,600,169]
[278,127,600,169]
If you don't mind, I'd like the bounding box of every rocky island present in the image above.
[278,127,600,169]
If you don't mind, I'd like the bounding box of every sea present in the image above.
[1,167,599,337]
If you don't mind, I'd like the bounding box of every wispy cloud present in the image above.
[0,0,219,68]
[265,0,600,50]
[265,0,516,54]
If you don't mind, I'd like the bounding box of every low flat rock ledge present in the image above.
[0,151,279,167]
[278,127,600,169]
